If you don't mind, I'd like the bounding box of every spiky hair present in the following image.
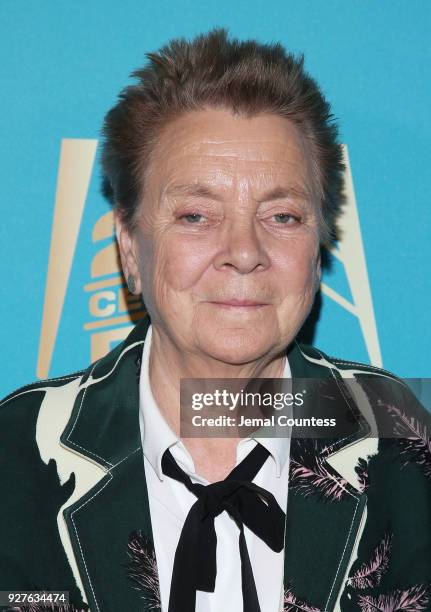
[101,28,345,245]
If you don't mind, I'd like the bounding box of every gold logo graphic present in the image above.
[37,139,145,379]
[82,209,145,361]
[320,146,382,367]
[37,140,381,379]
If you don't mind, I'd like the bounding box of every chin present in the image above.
[198,330,275,366]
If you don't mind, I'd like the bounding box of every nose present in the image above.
[213,215,270,274]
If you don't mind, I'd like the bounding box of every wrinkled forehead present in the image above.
[141,108,317,203]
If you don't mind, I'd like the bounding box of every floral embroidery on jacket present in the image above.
[126,529,161,611]
[357,583,430,611]
[382,402,431,480]
[283,585,321,611]
[289,439,350,501]
[347,532,393,589]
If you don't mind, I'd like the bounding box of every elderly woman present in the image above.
[1,29,430,612]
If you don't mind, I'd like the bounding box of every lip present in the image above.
[208,299,269,308]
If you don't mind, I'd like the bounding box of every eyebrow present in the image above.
[258,185,310,203]
[164,183,224,201]
[164,182,311,203]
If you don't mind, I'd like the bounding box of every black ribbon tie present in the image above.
[161,442,286,612]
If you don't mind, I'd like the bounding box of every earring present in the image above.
[127,275,136,294]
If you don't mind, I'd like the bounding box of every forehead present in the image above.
[143,107,313,196]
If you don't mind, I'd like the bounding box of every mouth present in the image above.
[208,299,269,309]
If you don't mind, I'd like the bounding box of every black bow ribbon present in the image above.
[161,443,286,612]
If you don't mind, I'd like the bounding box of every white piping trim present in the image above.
[324,496,362,611]
[35,377,107,604]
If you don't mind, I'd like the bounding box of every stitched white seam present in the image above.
[66,440,113,466]
[0,375,83,409]
[37,374,84,383]
[330,359,399,378]
[69,448,140,610]
[68,361,100,437]
[296,343,401,382]
[110,446,141,470]
[35,372,86,383]
[33,370,86,383]
[64,361,114,467]
[324,496,361,611]
[335,361,409,390]
[332,359,381,368]
[0,387,44,409]
[70,475,113,612]
[64,340,146,467]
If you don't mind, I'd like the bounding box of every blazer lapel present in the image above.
[59,316,160,612]
[282,343,372,612]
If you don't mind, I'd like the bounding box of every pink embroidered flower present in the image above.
[357,583,430,611]
[348,532,393,589]
[382,403,431,480]
[289,440,350,501]
[283,586,321,611]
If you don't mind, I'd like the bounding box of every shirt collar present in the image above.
[139,324,180,481]
[139,323,291,481]
[238,356,292,477]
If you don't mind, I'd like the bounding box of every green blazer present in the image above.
[1,315,430,611]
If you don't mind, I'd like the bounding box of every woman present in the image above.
[1,29,430,612]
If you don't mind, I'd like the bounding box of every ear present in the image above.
[115,212,142,295]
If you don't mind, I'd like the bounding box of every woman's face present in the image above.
[117,107,321,365]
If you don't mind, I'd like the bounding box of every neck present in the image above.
[149,325,286,442]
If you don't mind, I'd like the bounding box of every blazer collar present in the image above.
[61,316,370,468]
[60,316,151,467]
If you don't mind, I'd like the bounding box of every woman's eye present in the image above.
[181,213,204,223]
[273,213,298,224]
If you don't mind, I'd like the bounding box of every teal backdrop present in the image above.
[1,1,430,399]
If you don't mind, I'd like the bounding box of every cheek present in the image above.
[152,234,213,293]
[273,240,319,294]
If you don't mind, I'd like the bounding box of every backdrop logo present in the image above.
[36,139,145,379]
[37,140,381,379]
[320,146,382,367]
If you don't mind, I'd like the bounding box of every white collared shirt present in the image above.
[139,324,291,612]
